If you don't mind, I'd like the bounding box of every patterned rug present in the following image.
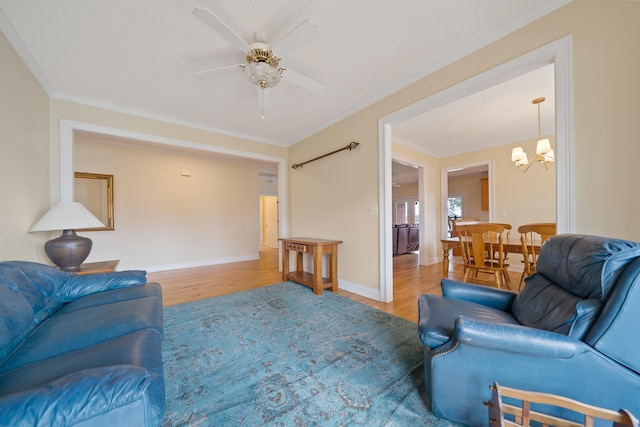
[162,281,461,426]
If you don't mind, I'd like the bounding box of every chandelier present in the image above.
[511,97,555,172]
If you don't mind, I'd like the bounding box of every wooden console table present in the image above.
[280,238,342,295]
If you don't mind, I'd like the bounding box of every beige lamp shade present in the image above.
[511,147,524,162]
[536,138,552,155]
[30,201,105,232]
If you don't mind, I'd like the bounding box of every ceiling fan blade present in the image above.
[194,64,243,80]
[283,68,325,95]
[272,20,318,57]
[193,8,252,52]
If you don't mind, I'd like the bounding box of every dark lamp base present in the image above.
[44,229,93,272]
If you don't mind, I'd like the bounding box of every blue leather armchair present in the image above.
[418,234,640,426]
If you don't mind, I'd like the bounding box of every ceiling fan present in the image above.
[192,8,325,115]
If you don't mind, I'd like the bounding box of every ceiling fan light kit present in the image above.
[192,7,325,116]
[511,96,555,173]
[243,48,283,89]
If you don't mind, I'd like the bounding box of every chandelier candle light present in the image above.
[29,201,105,271]
[512,97,555,172]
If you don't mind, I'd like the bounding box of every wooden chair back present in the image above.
[517,223,556,290]
[451,218,479,255]
[487,382,639,427]
[456,223,511,289]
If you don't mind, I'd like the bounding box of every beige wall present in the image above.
[290,1,640,295]
[392,182,418,200]
[0,31,50,262]
[2,1,639,299]
[74,137,262,271]
[570,1,639,237]
[441,138,556,231]
[287,109,381,296]
[49,99,287,204]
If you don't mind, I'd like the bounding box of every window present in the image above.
[448,195,462,218]
[394,200,419,225]
[395,202,408,224]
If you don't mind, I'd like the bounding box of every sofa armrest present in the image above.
[448,316,587,359]
[0,365,159,426]
[441,279,517,311]
[57,270,147,302]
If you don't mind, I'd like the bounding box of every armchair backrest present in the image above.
[585,257,640,375]
[536,234,640,301]
[512,235,640,343]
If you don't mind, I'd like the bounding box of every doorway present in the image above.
[391,160,423,282]
[260,195,279,249]
[443,163,490,237]
[379,36,575,303]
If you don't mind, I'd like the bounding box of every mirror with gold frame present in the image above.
[74,172,114,231]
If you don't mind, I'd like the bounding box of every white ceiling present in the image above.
[393,64,556,158]
[0,0,568,156]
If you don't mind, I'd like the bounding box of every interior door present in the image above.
[262,196,279,249]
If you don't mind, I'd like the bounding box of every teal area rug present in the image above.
[162,281,461,426]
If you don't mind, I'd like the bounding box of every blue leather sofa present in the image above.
[418,234,640,426]
[0,261,165,426]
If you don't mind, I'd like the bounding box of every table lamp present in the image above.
[30,201,105,271]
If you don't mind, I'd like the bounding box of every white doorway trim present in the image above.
[378,35,575,303]
[58,119,288,248]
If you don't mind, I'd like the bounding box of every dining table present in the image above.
[440,237,541,278]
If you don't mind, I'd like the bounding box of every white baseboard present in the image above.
[338,279,382,301]
[141,254,259,273]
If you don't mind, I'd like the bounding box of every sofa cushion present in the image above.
[536,234,640,301]
[0,285,35,364]
[0,262,68,363]
[0,366,153,427]
[0,289,162,373]
[418,294,519,348]
[512,274,602,339]
[0,329,165,426]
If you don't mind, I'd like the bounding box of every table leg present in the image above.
[313,249,322,295]
[330,245,338,292]
[282,246,290,281]
[442,245,450,278]
[296,251,304,274]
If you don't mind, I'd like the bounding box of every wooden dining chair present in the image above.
[517,223,556,290]
[486,382,639,427]
[456,223,511,289]
[493,223,513,262]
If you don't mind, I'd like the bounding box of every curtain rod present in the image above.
[291,141,360,169]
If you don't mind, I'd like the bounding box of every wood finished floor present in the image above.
[149,248,521,324]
